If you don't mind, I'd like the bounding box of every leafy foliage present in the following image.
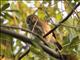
[0,1,80,60]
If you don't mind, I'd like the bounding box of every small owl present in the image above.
[26,14,62,50]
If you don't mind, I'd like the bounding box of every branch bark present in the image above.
[0,28,60,59]
[0,27,33,45]
[0,25,49,46]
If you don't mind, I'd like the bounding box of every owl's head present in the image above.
[26,14,39,25]
[26,14,43,34]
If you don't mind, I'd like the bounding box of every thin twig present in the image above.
[32,18,38,32]
[18,47,30,60]
[66,0,80,19]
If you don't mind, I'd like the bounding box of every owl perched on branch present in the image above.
[26,14,62,50]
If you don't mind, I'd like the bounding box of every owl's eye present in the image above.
[27,17,31,23]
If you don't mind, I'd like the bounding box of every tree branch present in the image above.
[0,27,33,45]
[0,25,49,46]
[43,2,80,38]
[0,28,61,59]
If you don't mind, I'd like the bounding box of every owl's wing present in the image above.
[34,25,44,35]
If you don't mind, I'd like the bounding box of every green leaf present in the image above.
[1,3,10,11]
[5,10,19,12]
[47,7,55,17]
[74,0,80,2]
[0,33,13,57]
[0,33,13,42]
[0,0,8,6]
[63,36,80,53]
[34,1,41,7]
[2,12,13,19]
[38,10,45,20]
[56,12,62,21]
[70,36,80,46]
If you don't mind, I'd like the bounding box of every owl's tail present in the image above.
[50,37,62,50]
[54,41,62,50]
[52,32,62,50]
